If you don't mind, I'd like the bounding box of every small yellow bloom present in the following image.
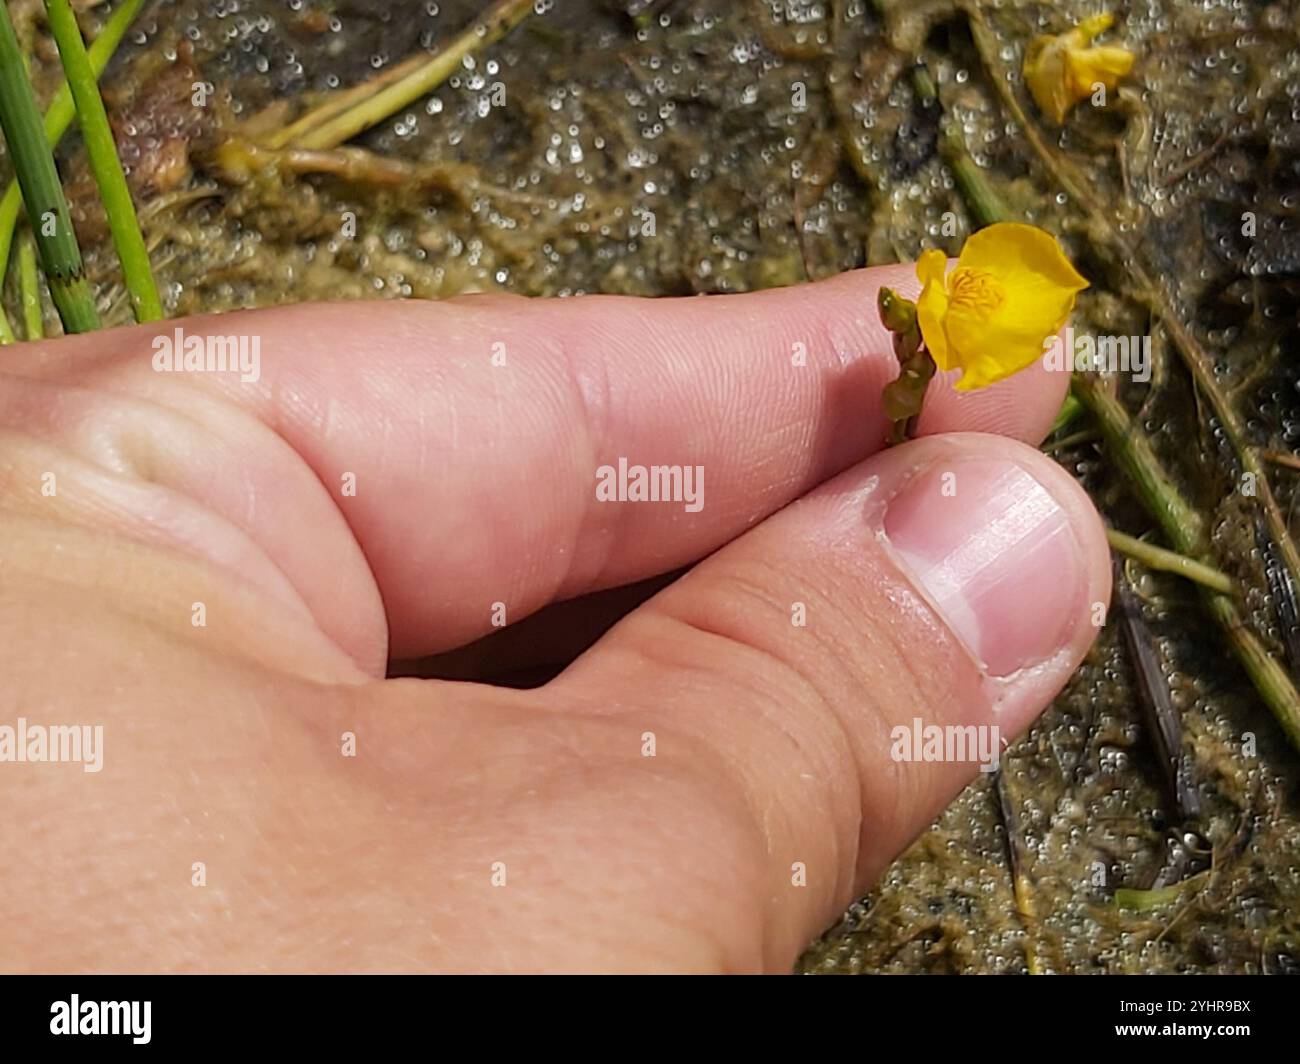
[1023,13,1135,125]
[915,223,1088,392]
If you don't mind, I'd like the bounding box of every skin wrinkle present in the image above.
[717,552,867,888]
[811,535,964,878]
[768,547,887,880]
[546,308,621,602]
[31,352,389,672]
[10,511,357,683]
[631,576,861,954]
[0,427,319,631]
[569,613,811,936]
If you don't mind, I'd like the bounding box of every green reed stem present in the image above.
[1107,528,1234,594]
[1074,374,1300,751]
[293,0,535,150]
[0,0,98,332]
[43,0,160,322]
[0,276,11,340]
[0,0,144,305]
[17,227,41,337]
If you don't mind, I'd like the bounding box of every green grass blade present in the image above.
[0,0,99,332]
[18,227,41,338]
[44,0,160,323]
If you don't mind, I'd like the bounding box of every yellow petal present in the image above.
[1023,14,1134,125]
[1075,13,1115,43]
[1024,37,1073,126]
[1066,46,1135,96]
[934,224,1088,391]
[951,356,1004,393]
[914,249,952,370]
[959,223,1089,295]
[946,284,1076,389]
[916,247,948,288]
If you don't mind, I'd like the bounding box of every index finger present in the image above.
[7,265,1067,664]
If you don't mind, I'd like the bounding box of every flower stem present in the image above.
[43,0,161,323]
[263,50,435,151]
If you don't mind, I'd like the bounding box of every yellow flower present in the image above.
[1023,13,1135,125]
[915,223,1088,392]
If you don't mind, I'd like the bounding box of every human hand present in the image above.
[0,264,1109,973]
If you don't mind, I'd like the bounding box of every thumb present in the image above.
[553,432,1110,970]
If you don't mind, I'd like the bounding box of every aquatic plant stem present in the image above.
[910,64,1013,228]
[290,0,535,151]
[1107,529,1234,594]
[0,0,98,332]
[263,50,434,150]
[1074,373,1300,750]
[0,0,144,306]
[43,0,161,323]
[17,227,41,338]
[995,771,1044,974]
[961,0,1300,633]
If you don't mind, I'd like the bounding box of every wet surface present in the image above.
[20,0,1299,971]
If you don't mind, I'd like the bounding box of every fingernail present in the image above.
[882,457,1085,676]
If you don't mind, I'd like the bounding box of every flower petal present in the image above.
[916,247,948,288]
[960,223,1089,294]
[1066,46,1135,96]
[915,249,952,370]
[1024,38,1073,125]
[940,224,1087,390]
[1023,13,1134,125]
[1076,13,1116,44]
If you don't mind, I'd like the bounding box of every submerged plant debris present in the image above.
[9,0,1298,972]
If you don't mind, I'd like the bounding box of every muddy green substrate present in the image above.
[24,0,1300,972]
